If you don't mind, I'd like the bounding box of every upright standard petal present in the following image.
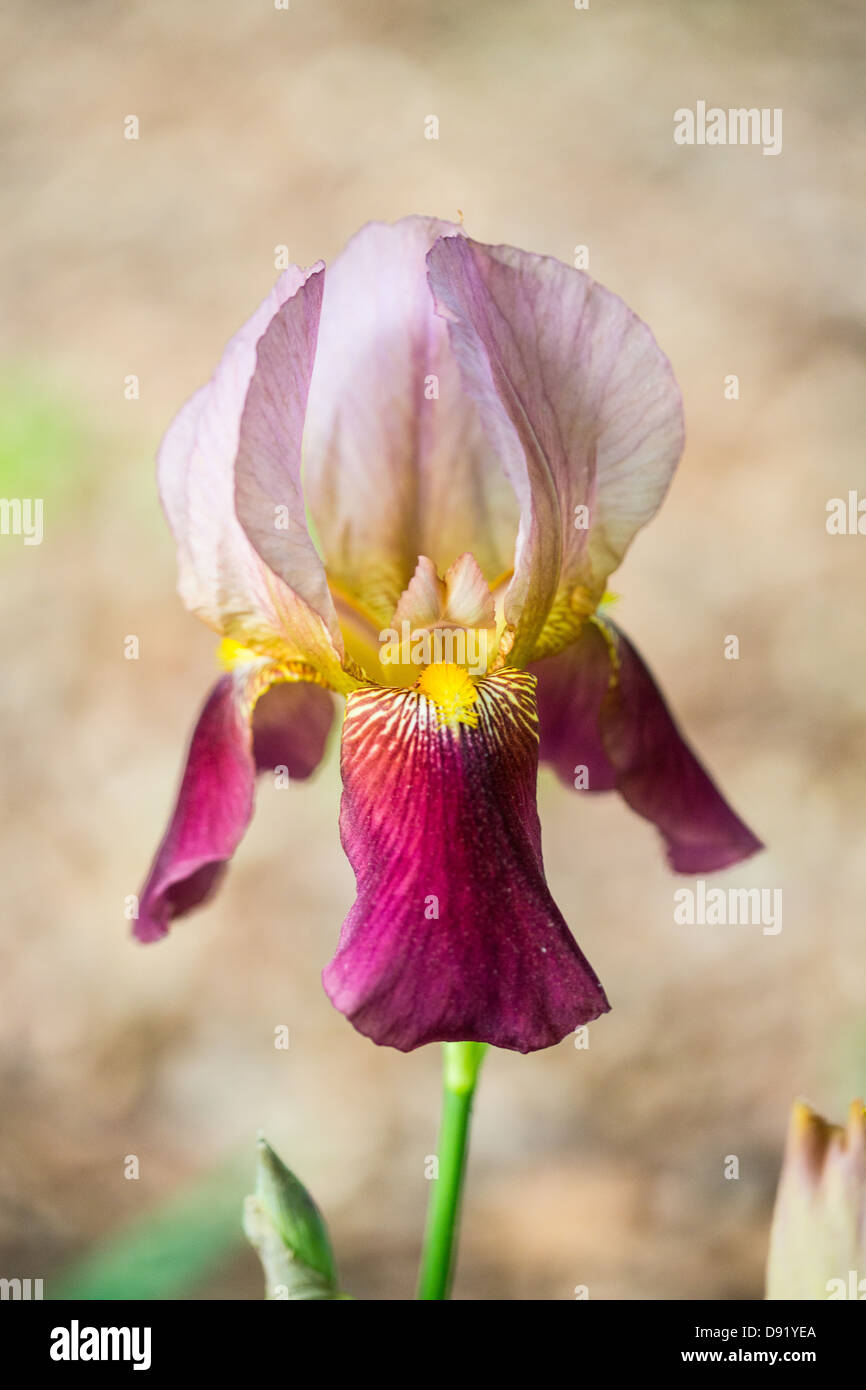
[160,264,350,690]
[323,667,610,1052]
[302,218,519,626]
[136,668,334,943]
[428,236,684,664]
[533,620,763,872]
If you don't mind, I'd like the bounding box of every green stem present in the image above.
[416,1041,487,1300]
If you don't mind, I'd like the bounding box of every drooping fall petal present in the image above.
[302,218,519,626]
[533,619,762,872]
[427,235,684,664]
[136,669,333,943]
[323,667,610,1052]
[159,263,350,690]
[532,621,618,793]
[767,1099,866,1300]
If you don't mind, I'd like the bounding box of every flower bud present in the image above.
[243,1136,344,1300]
[766,1098,866,1300]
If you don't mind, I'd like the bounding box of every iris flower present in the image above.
[136,217,761,1053]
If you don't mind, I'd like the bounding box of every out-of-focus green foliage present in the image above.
[0,371,92,504]
[51,1162,248,1301]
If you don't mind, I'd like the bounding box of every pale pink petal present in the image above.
[159,265,348,687]
[302,218,520,625]
[391,556,447,629]
[235,269,346,675]
[391,552,496,632]
[441,552,496,628]
[427,236,684,663]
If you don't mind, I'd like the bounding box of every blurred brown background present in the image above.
[1,0,864,1299]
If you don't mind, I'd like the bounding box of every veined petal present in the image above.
[136,666,334,943]
[427,236,684,664]
[391,553,496,636]
[323,667,610,1052]
[437,551,497,629]
[302,218,520,625]
[234,267,349,683]
[390,555,447,630]
[160,264,350,690]
[533,620,763,872]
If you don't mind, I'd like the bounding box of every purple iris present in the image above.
[136,217,761,1053]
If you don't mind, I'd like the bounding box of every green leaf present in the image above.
[51,1162,247,1301]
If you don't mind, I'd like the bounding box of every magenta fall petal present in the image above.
[136,672,333,944]
[534,621,763,873]
[323,668,610,1052]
